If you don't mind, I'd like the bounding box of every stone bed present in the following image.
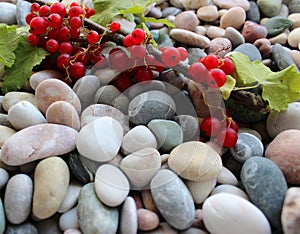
[0,0,300,233]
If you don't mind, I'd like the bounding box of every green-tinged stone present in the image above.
[147,119,183,153]
[157,33,174,49]
[77,183,119,234]
[0,198,5,234]
[264,16,293,37]
[257,0,282,17]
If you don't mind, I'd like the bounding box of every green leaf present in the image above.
[2,36,48,94]
[90,0,156,26]
[0,24,20,67]
[220,75,236,100]
[143,16,175,27]
[119,5,145,14]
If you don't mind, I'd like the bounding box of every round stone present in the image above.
[16,0,32,26]
[241,21,268,43]
[162,7,182,18]
[0,168,9,191]
[288,0,300,14]
[94,85,121,106]
[224,27,245,48]
[217,166,238,185]
[33,157,70,220]
[206,37,232,57]
[211,184,249,200]
[0,125,15,148]
[137,208,160,231]
[206,26,225,39]
[76,117,123,162]
[265,129,300,184]
[288,27,300,48]
[254,38,272,58]
[120,197,138,234]
[203,193,272,234]
[8,100,47,130]
[234,43,262,61]
[5,223,38,234]
[0,2,16,24]
[288,13,300,29]
[272,43,299,71]
[94,164,130,207]
[241,156,288,231]
[173,115,199,142]
[169,29,210,48]
[29,70,62,90]
[59,207,78,231]
[2,91,36,112]
[196,5,219,22]
[150,169,195,230]
[4,174,33,224]
[173,11,199,31]
[257,0,282,17]
[246,1,261,23]
[213,0,250,10]
[181,0,209,9]
[58,181,82,213]
[220,7,246,30]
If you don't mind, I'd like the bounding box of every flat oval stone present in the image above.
[33,157,70,220]
[121,125,157,155]
[29,70,62,90]
[169,29,210,48]
[120,147,161,189]
[35,79,81,114]
[64,228,82,234]
[213,0,250,10]
[162,7,182,18]
[147,119,183,152]
[241,21,268,43]
[126,80,166,100]
[288,13,300,29]
[76,117,123,162]
[246,1,260,23]
[137,208,160,231]
[203,193,271,234]
[264,16,293,37]
[73,75,101,112]
[181,0,209,9]
[211,184,249,200]
[224,27,245,48]
[0,2,16,24]
[281,187,300,234]
[173,11,199,31]
[173,115,199,142]
[8,100,47,130]
[220,7,246,30]
[4,174,33,224]
[80,104,129,133]
[0,198,4,234]
[0,168,9,191]
[196,5,219,22]
[2,91,36,112]
[206,37,231,57]
[1,123,77,166]
[0,113,13,128]
[58,181,82,213]
[241,156,288,231]
[94,85,121,105]
[257,0,282,17]
[5,223,38,234]
[46,101,80,131]
[217,166,238,185]
[77,183,119,234]
[94,164,129,207]
[234,43,262,61]
[288,27,300,48]
[0,125,15,148]
[59,207,78,231]
[120,197,138,234]
[272,43,299,71]
[265,129,300,184]
[206,26,225,39]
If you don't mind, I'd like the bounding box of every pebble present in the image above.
[266,102,300,138]
[1,124,77,166]
[241,156,288,231]
[288,13,300,29]
[8,100,47,130]
[58,181,82,213]
[137,208,160,231]
[127,80,166,100]
[141,189,160,214]
[94,85,121,105]
[220,7,246,30]
[162,7,181,18]
[173,115,199,142]
[36,79,81,114]
[0,168,9,191]
[46,101,80,131]
[35,214,62,234]
[59,207,79,231]
[120,197,138,234]
[269,30,289,45]
[150,169,195,230]
[0,113,13,128]
[211,184,249,200]
[274,44,299,70]
[246,1,261,23]
[241,21,268,43]
[169,29,210,48]
[77,183,119,234]
[147,6,162,19]
[263,16,293,37]
[257,0,282,17]
[213,0,250,10]
[0,2,16,24]
[72,75,101,112]
[0,198,4,234]
[265,129,300,184]
[180,228,208,234]
[288,0,300,14]
[230,132,264,163]
[288,27,300,48]
[4,174,33,224]
[254,38,272,58]
[173,11,199,31]
[202,193,271,234]
[33,157,70,220]
[206,26,225,39]
[2,91,36,112]
[206,37,232,57]
[76,117,123,162]
[289,49,300,67]
[217,166,238,185]
[64,229,82,234]
[224,27,245,48]
[234,43,262,61]
[5,223,38,234]
[181,0,209,9]
[94,164,129,207]
[0,125,15,148]
[186,179,217,204]
[120,147,161,189]
[281,187,300,234]
[196,5,219,22]
[16,0,31,26]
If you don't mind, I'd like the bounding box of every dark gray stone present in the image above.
[246,1,261,23]
[150,169,195,230]
[264,16,293,37]
[272,43,299,71]
[35,214,62,234]
[5,223,38,234]
[230,133,264,163]
[234,43,262,61]
[241,156,288,232]
[128,90,176,125]
[162,7,182,18]
[187,48,207,64]
[288,0,300,14]
[77,183,119,234]
[16,0,31,26]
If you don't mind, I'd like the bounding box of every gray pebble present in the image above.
[35,214,62,234]
[0,198,5,234]
[162,7,182,17]
[230,132,264,163]
[0,168,9,191]
[5,223,38,234]
[246,1,261,23]
[126,80,166,100]
[224,27,245,49]
[173,115,200,142]
[157,33,174,48]
[241,156,288,232]
[272,43,299,71]
[187,48,207,64]
[94,85,121,105]
[68,151,93,184]
[16,0,31,26]
[0,2,16,25]
[234,43,262,61]
[288,0,300,14]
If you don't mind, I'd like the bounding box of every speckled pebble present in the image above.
[206,26,225,39]
[246,1,261,23]
[173,11,199,31]
[196,5,219,22]
[169,29,210,48]
[220,7,246,30]
[224,27,245,48]
[263,16,293,37]
[242,21,268,43]
[206,37,232,57]
[2,91,36,112]
[287,27,300,48]
[5,223,38,234]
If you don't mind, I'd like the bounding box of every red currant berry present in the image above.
[85,8,95,18]
[161,47,181,67]
[110,21,121,32]
[30,17,48,35]
[69,16,82,29]
[219,57,235,75]
[177,47,188,61]
[27,33,39,45]
[109,50,130,70]
[91,54,108,68]
[46,39,59,54]
[128,44,146,59]
[123,34,135,47]
[145,54,156,65]
[200,116,221,137]
[131,28,146,44]
[50,2,66,18]
[39,5,50,17]
[70,28,80,39]
[69,62,86,79]
[73,51,89,65]
[47,13,62,29]
[25,12,37,25]
[135,67,153,82]
[209,68,227,87]
[70,2,79,7]
[188,62,210,83]
[59,42,73,54]
[226,118,239,133]
[69,6,84,18]
[57,53,71,70]
[47,28,60,40]
[115,73,133,91]
[200,55,220,70]
[31,3,40,12]
[59,26,71,42]
[87,30,100,44]
[217,127,238,148]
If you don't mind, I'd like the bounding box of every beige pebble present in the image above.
[254,38,272,58]
[46,101,80,131]
[169,28,210,48]
[220,7,246,30]
[173,11,199,31]
[213,0,250,11]
[137,208,160,231]
[2,92,36,112]
[218,9,227,17]
[0,126,15,148]
[217,166,238,185]
[206,37,232,57]
[29,70,62,90]
[206,26,225,39]
[194,26,207,35]
[181,0,210,9]
[288,13,300,29]
[196,5,219,22]
[288,27,300,48]
[269,30,288,45]
[289,49,300,68]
